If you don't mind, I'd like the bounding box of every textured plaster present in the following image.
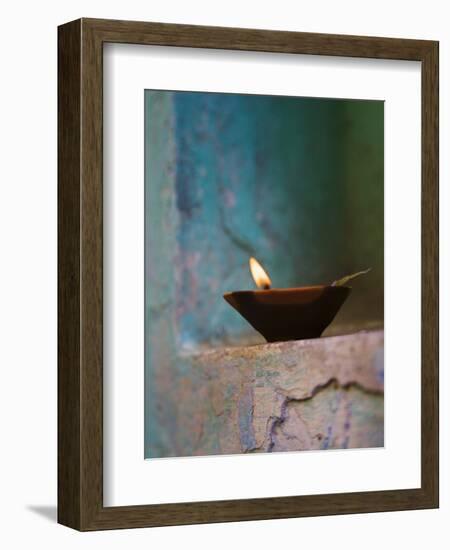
[146,330,384,458]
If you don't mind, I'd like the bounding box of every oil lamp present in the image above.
[223,257,369,343]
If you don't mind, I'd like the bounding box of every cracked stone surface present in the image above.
[146,329,384,458]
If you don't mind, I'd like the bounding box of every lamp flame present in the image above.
[249,257,272,290]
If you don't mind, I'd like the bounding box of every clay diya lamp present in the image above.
[223,257,369,343]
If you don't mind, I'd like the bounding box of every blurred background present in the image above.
[145,90,384,350]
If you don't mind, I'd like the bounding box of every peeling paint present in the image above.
[238,385,257,451]
[146,330,384,458]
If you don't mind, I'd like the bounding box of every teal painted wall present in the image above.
[146,90,384,348]
[144,90,384,457]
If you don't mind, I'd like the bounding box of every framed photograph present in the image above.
[58,18,438,530]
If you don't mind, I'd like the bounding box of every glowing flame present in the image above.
[249,257,272,290]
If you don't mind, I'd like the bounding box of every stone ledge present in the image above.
[148,330,384,458]
[189,329,384,394]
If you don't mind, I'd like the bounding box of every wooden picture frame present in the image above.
[58,17,439,530]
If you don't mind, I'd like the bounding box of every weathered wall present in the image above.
[145,90,384,349]
[144,91,384,458]
[145,330,384,458]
